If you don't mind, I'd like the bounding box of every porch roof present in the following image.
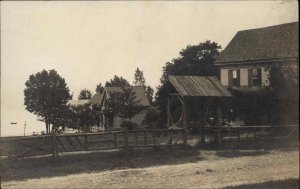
[168,76,232,97]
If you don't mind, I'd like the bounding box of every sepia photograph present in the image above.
[0,1,299,188]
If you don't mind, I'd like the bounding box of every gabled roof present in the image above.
[88,93,103,105]
[215,22,299,65]
[67,99,89,106]
[104,86,150,106]
[168,76,232,97]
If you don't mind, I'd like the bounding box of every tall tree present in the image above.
[118,87,144,122]
[104,87,144,128]
[266,65,299,125]
[69,104,98,132]
[105,75,130,87]
[133,67,146,86]
[156,41,222,127]
[145,85,154,105]
[95,83,104,94]
[78,89,92,100]
[24,69,72,134]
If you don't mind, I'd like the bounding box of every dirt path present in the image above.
[2,150,299,189]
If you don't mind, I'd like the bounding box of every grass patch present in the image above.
[224,178,299,189]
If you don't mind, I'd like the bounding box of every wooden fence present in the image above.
[0,128,187,161]
[203,125,299,144]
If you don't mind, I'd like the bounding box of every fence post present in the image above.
[144,131,147,145]
[52,131,57,162]
[123,128,129,156]
[216,100,222,146]
[183,129,187,149]
[114,133,117,148]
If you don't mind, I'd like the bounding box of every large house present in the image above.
[215,22,298,125]
[88,86,150,131]
[215,22,298,91]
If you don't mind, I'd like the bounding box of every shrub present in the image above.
[142,108,164,128]
[120,121,138,130]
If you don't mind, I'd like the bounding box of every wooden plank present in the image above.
[87,140,114,144]
[157,132,165,144]
[144,131,147,145]
[56,137,67,151]
[123,129,129,156]
[15,140,51,153]
[18,139,50,158]
[65,136,76,150]
[75,136,86,150]
[84,135,88,150]
[114,133,117,148]
[134,132,138,146]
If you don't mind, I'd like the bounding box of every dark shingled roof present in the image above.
[215,22,299,64]
[168,76,232,97]
[88,93,103,105]
[105,86,150,106]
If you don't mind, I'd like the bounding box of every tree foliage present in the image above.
[95,83,104,94]
[156,41,222,126]
[104,87,144,129]
[133,67,146,86]
[266,65,299,125]
[105,75,130,87]
[69,104,98,132]
[78,89,92,100]
[145,85,154,105]
[24,69,72,133]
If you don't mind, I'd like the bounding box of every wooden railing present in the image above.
[203,125,299,143]
[0,128,187,161]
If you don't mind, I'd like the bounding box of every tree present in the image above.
[105,87,144,129]
[69,104,98,132]
[266,65,299,125]
[156,41,222,127]
[133,67,146,86]
[24,69,72,134]
[95,83,104,94]
[105,75,130,87]
[145,85,154,105]
[78,89,92,100]
[133,67,154,105]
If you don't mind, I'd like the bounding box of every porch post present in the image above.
[167,95,170,128]
[182,96,187,128]
[200,98,205,145]
[216,98,222,145]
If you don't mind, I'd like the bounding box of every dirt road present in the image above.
[2,149,299,189]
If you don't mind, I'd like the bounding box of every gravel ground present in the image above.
[1,149,299,189]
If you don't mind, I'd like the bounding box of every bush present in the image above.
[142,108,164,128]
[120,121,138,130]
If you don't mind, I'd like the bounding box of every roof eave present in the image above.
[215,57,299,66]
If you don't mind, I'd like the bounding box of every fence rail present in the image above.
[0,128,187,161]
[203,125,299,143]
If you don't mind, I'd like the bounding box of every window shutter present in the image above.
[248,69,253,87]
[237,69,241,87]
[257,68,262,86]
[228,70,233,87]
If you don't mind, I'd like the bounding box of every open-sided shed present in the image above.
[168,75,232,144]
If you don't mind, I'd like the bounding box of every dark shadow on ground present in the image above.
[196,137,299,151]
[222,178,299,189]
[0,147,202,181]
[215,150,270,158]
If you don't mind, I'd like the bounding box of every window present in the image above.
[249,68,262,86]
[229,69,240,87]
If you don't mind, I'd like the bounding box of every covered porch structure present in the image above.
[167,75,232,145]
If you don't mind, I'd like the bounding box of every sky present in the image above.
[1,1,298,136]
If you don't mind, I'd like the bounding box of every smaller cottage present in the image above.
[89,86,150,131]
